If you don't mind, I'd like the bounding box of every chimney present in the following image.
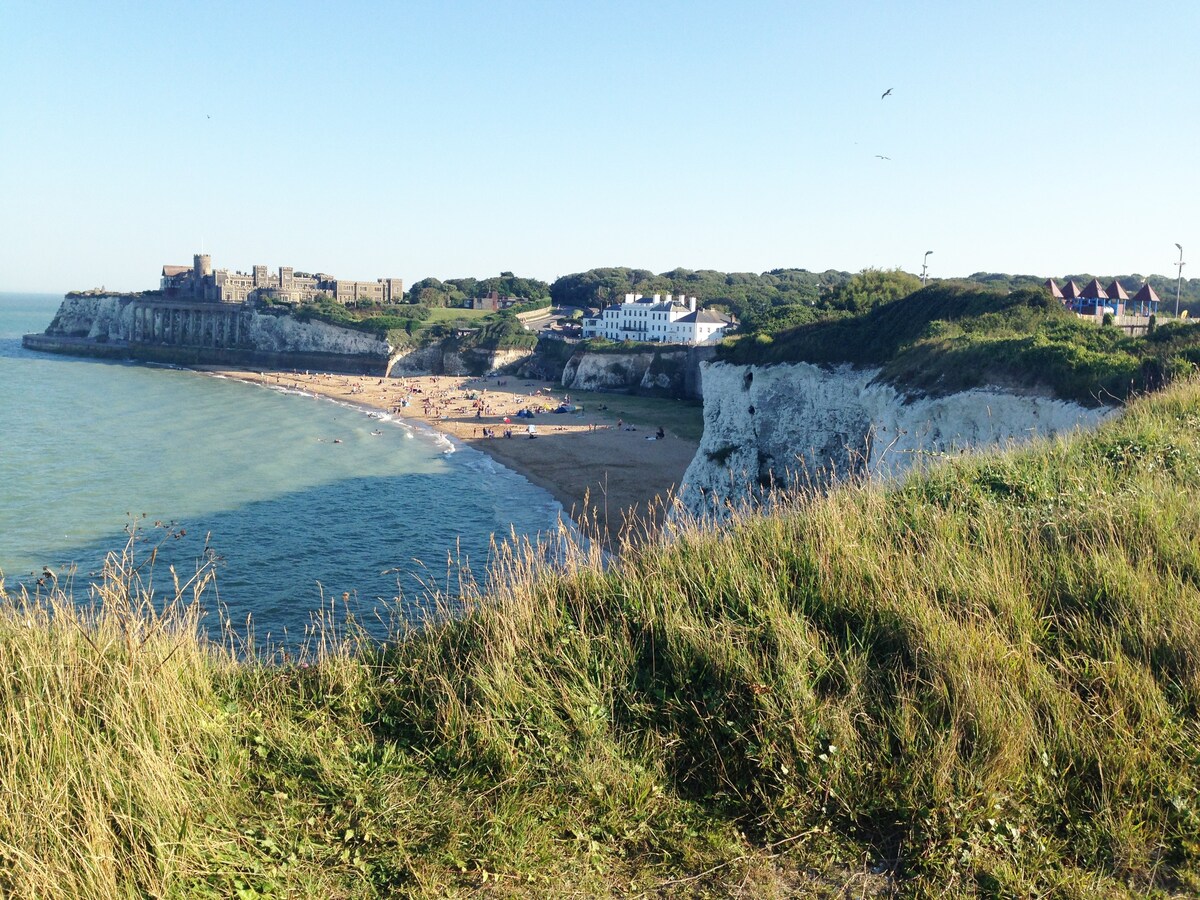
[689,296,696,312]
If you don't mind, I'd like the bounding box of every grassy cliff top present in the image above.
[3,381,1200,897]
[721,282,1200,406]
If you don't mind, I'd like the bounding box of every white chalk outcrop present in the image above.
[43,295,386,356]
[679,361,1116,516]
[562,351,660,391]
[560,347,713,397]
[388,345,534,376]
[246,311,387,356]
[48,295,136,341]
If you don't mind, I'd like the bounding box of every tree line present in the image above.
[378,266,1200,343]
[405,273,552,308]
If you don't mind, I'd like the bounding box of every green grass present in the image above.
[723,283,1200,406]
[4,382,1200,897]
[423,306,493,323]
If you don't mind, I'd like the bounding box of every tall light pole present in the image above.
[921,250,933,285]
[1175,243,1185,317]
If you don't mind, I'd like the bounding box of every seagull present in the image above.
[881,88,893,99]
[875,154,891,160]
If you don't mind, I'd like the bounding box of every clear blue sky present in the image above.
[2,0,1197,293]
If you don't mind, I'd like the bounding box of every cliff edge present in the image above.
[679,360,1115,516]
[24,294,390,374]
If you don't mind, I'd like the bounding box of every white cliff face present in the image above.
[490,348,536,372]
[388,345,534,377]
[45,297,387,356]
[562,352,652,391]
[48,295,136,340]
[561,349,695,393]
[389,345,447,375]
[244,312,387,356]
[680,361,1117,516]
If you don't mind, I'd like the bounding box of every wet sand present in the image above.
[199,369,699,541]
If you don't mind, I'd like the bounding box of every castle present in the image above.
[160,254,403,306]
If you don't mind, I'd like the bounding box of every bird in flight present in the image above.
[881,88,893,99]
[875,154,891,160]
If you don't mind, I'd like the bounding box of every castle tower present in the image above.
[193,254,212,279]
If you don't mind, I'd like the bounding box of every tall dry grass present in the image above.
[1,382,1199,897]
[0,532,240,897]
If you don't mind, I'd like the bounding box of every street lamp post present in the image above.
[921,250,933,285]
[1175,243,1185,317]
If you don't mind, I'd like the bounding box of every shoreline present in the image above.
[194,367,700,541]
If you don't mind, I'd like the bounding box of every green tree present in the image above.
[824,268,922,313]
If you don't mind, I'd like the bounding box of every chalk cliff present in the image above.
[46,294,136,341]
[679,361,1116,516]
[388,345,533,377]
[560,347,713,398]
[245,309,387,356]
[29,294,540,378]
[28,294,390,373]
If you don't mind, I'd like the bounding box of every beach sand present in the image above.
[200,369,700,541]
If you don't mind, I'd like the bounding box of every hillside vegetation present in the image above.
[722,282,1200,406]
[549,265,854,335]
[282,294,539,352]
[3,379,1200,897]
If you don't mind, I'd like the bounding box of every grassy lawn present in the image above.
[424,306,493,323]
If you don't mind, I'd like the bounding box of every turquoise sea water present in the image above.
[0,292,561,642]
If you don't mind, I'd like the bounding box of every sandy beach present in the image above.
[200,368,700,541]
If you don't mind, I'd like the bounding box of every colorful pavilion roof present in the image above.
[1061,280,1083,299]
[1045,278,1064,299]
[1106,280,1130,301]
[1080,278,1109,300]
[1133,282,1162,305]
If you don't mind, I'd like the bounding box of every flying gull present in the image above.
[881,88,893,99]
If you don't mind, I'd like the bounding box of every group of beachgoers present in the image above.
[271,370,671,447]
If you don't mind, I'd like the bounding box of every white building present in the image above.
[581,293,732,345]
